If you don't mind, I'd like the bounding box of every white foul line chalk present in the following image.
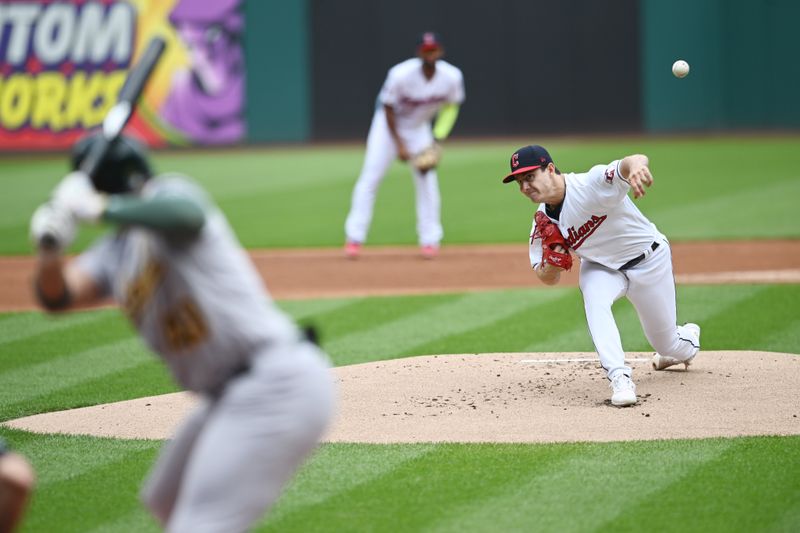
[520,358,650,364]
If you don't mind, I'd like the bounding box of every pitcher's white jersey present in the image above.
[379,58,465,131]
[76,174,299,393]
[529,160,664,270]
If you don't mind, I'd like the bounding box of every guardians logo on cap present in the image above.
[503,145,553,183]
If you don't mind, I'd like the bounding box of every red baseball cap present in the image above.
[417,32,443,52]
[503,145,553,183]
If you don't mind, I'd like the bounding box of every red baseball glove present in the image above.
[533,211,573,270]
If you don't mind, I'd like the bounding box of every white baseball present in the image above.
[672,59,690,78]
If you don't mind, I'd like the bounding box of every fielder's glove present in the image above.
[51,171,108,223]
[30,202,76,251]
[533,211,573,270]
[411,142,442,173]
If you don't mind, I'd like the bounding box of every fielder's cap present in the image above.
[417,31,443,52]
[503,145,553,183]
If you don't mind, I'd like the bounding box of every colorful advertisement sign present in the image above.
[0,0,244,150]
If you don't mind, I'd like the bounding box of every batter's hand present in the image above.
[52,171,108,222]
[0,441,36,533]
[30,202,76,251]
[624,164,654,199]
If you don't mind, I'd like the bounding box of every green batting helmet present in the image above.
[70,133,153,194]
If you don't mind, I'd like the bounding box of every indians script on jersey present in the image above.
[566,215,607,249]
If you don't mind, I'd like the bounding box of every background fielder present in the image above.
[29,134,335,532]
[503,145,701,406]
[344,31,465,259]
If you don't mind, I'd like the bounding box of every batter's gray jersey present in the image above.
[76,174,300,393]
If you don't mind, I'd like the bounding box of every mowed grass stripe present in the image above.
[409,291,589,356]
[158,149,361,198]
[304,293,465,345]
[688,285,800,351]
[0,429,162,532]
[262,443,585,532]
[607,436,800,533]
[425,440,733,533]
[265,443,439,526]
[652,178,800,240]
[84,510,160,533]
[0,310,110,347]
[3,359,177,422]
[0,310,135,373]
[3,430,799,532]
[764,318,800,354]
[24,446,159,532]
[3,430,159,484]
[324,289,572,365]
[0,338,149,406]
[277,297,363,322]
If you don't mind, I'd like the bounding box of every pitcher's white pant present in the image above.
[579,239,698,380]
[140,341,335,533]
[345,109,443,247]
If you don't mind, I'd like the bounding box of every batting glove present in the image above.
[52,171,108,223]
[30,202,76,251]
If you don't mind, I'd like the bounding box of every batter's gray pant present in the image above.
[140,342,335,533]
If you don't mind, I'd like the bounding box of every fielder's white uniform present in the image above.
[529,161,699,380]
[76,175,335,533]
[345,57,465,246]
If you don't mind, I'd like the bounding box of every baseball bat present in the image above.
[79,36,167,178]
[38,36,166,250]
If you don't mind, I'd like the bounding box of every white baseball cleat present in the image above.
[652,323,701,370]
[610,374,637,406]
[651,353,686,370]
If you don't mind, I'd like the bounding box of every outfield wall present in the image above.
[642,0,800,132]
[246,0,800,141]
[1,0,797,150]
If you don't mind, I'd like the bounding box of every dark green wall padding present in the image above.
[642,0,800,131]
[240,1,799,142]
[244,0,310,142]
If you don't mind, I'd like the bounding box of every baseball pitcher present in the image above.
[503,145,700,406]
[29,134,335,532]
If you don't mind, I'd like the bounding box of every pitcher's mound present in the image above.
[5,351,799,443]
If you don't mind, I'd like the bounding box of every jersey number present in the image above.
[163,297,208,352]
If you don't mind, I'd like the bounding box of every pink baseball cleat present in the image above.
[421,244,439,259]
[344,241,361,259]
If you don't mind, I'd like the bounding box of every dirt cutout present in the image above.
[2,241,799,309]
[6,351,800,442]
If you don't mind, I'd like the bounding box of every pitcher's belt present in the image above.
[619,242,659,271]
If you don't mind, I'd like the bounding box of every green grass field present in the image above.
[1,136,799,532]
[2,136,800,254]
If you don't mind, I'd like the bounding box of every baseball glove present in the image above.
[412,143,442,172]
[533,211,573,270]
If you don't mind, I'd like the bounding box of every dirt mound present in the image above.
[6,351,799,443]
